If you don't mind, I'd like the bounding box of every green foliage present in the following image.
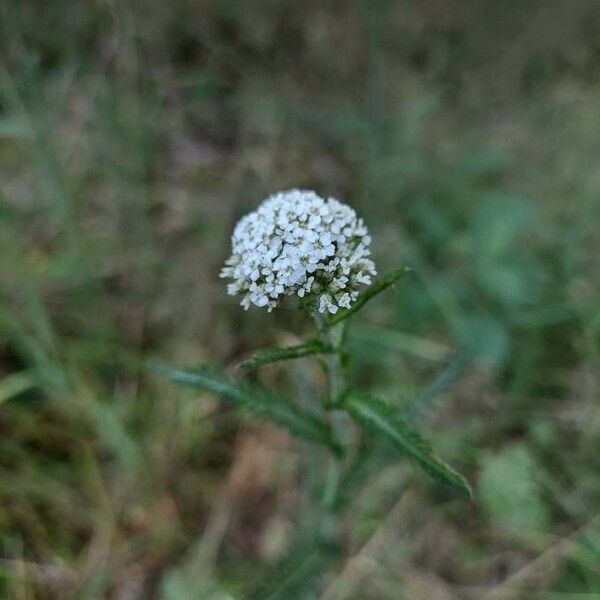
[479,444,550,537]
[248,536,340,600]
[161,556,233,600]
[0,370,36,405]
[238,340,334,370]
[327,268,411,325]
[344,392,472,497]
[150,363,343,455]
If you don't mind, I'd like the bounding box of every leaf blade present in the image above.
[345,392,472,497]
[327,267,411,325]
[238,339,334,370]
[150,362,342,455]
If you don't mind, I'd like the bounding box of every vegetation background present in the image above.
[1,1,599,598]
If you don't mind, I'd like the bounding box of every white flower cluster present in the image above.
[220,189,377,313]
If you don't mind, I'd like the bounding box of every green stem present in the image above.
[314,314,348,536]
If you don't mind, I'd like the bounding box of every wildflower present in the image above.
[220,189,377,313]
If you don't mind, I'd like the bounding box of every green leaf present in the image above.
[344,392,472,497]
[238,339,334,370]
[479,444,549,537]
[327,267,411,325]
[150,363,342,455]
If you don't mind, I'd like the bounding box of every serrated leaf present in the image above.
[345,392,472,497]
[327,267,411,325]
[238,340,334,370]
[150,363,342,455]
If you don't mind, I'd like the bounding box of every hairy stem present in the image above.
[314,314,349,536]
[322,348,344,511]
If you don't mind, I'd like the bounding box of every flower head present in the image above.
[220,189,377,313]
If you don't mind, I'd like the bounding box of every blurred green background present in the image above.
[1,1,599,598]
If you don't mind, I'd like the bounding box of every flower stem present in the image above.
[314,315,348,537]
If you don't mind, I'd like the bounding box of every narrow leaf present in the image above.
[345,392,472,497]
[238,339,334,370]
[150,363,342,455]
[151,362,245,400]
[327,267,411,325]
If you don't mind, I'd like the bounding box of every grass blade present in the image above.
[345,392,472,497]
[327,267,411,325]
[238,340,334,370]
[150,363,343,455]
